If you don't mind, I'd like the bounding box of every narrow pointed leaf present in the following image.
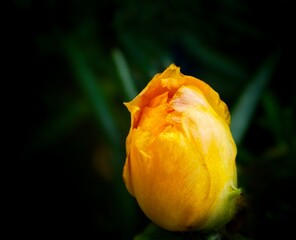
[230,52,279,145]
[112,48,138,100]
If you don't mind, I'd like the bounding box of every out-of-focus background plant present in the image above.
[14,0,295,239]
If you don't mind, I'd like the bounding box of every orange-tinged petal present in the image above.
[126,126,211,231]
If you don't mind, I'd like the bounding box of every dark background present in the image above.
[12,0,295,239]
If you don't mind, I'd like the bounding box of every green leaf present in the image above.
[230,52,280,145]
[112,48,138,100]
[65,39,120,149]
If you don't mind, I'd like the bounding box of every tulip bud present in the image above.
[123,64,241,232]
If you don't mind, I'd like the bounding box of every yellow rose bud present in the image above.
[123,64,241,232]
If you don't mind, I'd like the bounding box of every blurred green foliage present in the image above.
[13,0,295,239]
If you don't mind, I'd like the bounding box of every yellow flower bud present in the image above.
[123,64,241,232]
